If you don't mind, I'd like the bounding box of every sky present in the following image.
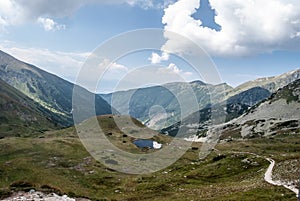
[0,0,300,93]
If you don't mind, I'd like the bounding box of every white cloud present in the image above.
[158,63,193,78]
[0,0,23,31]
[166,63,181,74]
[106,63,196,92]
[162,0,300,56]
[0,0,176,31]
[0,42,89,81]
[99,58,128,72]
[37,17,65,31]
[126,0,176,9]
[149,52,169,64]
[0,42,130,92]
[291,32,300,38]
[76,57,129,92]
[0,0,83,31]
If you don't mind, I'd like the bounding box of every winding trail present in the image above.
[264,158,299,197]
[230,151,299,197]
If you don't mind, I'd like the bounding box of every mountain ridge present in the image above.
[161,76,300,139]
[0,50,114,126]
[101,80,233,130]
[100,69,299,130]
[207,79,300,140]
[232,69,300,95]
[1,50,299,133]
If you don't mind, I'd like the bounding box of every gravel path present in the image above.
[264,158,299,197]
[231,151,299,197]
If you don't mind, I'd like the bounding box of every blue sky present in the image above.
[0,0,300,93]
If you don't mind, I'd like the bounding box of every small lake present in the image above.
[133,139,162,149]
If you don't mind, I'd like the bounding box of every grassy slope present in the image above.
[0,115,298,200]
[0,79,57,137]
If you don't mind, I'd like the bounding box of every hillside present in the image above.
[232,69,300,95]
[217,79,300,139]
[0,115,298,200]
[101,69,299,131]
[101,81,233,130]
[160,86,271,137]
[0,79,57,137]
[226,87,271,106]
[0,50,113,126]
[169,79,300,141]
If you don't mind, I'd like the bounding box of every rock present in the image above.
[2,191,89,201]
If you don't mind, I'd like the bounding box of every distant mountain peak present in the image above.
[233,68,300,95]
[189,80,206,85]
[282,68,300,75]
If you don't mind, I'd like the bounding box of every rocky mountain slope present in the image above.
[160,70,300,138]
[218,78,300,139]
[160,86,271,137]
[189,78,300,142]
[0,79,57,137]
[231,69,300,96]
[0,50,113,126]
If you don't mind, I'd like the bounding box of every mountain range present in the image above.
[218,78,300,140]
[0,50,113,127]
[100,81,232,130]
[101,69,300,130]
[0,50,299,200]
[163,78,300,141]
[0,49,299,141]
[160,86,272,137]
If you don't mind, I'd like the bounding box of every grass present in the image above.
[0,115,299,200]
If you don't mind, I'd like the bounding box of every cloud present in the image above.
[0,41,194,93]
[126,0,176,9]
[165,63,181,74]
[105,63,195,92]
[0,42,130,92]
[0,0,23,31]
[149,52,169,64]
[0,42,89,81]
[0,0,82,31]
[37,17,65,31]
[162,0,300,56]
[0,0,176,31]
[158,63,193,78]
[99,58,128,72]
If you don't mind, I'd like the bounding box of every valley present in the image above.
[0,124,299,200]
[0,51,299,200]
[1,0,300,200]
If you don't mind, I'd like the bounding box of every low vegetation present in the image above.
[0,115,299,200]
